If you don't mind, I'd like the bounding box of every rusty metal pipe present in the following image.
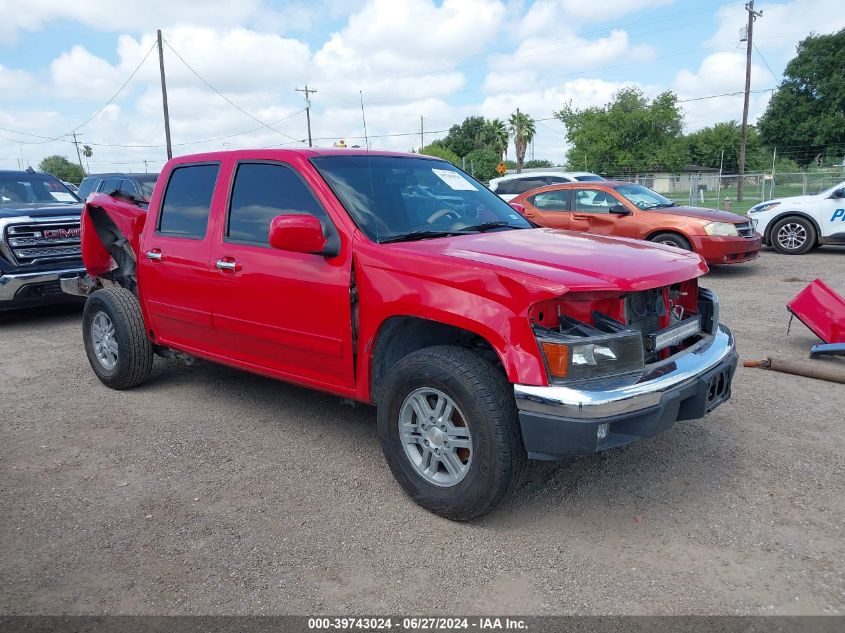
[743,357,845,384]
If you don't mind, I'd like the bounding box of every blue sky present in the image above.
[1,0,842,173]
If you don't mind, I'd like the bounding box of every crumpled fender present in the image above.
[81,192,147,278]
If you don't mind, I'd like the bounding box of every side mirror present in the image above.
[609,204,631,216]
[509,202,526,215]
[832,189,845,199]
[269,214,331,255]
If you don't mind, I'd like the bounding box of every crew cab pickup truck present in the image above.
[0,170,85,309]
[64,149,737,520]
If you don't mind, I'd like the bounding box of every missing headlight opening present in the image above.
[531,280,718,383]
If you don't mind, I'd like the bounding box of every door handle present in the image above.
[572,214,589,221]
[145,250,162,260]
[216,259,238,271]
[524,211,536,218]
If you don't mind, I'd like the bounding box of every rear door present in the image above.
[523,189,572,229]
[209,160,354,390]
[820,186,845,238]
[138,162,222,355]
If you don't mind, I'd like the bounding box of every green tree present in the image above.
[685,121,767,173]
[480,118,508,160]
[38,155,84,184]
[757,29,845,166]
[524,159,555,169]
[419,143,461,167]
[82,144,93,173]
[508,110,536,173]
[555,88,686,175]
[464,148,501,181]
[442,116,487,157]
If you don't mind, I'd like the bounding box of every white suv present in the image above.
[748,180,845,254]
[489,171,604,201]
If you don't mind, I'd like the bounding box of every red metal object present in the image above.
[787,279,845,343]
[78,148,711,401]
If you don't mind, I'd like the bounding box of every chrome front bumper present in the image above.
[0,268,87,303]
[514,325,736,420]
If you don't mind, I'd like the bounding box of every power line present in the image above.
[164,40,305,145]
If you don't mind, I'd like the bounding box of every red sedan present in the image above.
[511,181,762,265]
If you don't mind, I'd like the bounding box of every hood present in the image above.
[652,205,748,223]
[0,202,83,220]
[756,194,816,207]
[383,228,708,294]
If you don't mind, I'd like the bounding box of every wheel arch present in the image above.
[644,228,693,246]
[763,211,821,246]
[367,315,508,404]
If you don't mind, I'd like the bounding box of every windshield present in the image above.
[0,173,80,205]
[137,175,158,201]
[614,183,675,209]
[311,155,532,243]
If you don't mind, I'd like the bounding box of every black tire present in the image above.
[377,345,526,521]
[650,232,692,251]
[770,216,817,255]
[82,287,153,389]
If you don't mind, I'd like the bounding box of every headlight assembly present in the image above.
[704,222,739,237]
[749,202,780,214]
[538,331,644,385]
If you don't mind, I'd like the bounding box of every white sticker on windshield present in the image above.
[51,192,76,202]
[432,168,477,191]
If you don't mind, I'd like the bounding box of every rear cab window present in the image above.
[157,164,220,239]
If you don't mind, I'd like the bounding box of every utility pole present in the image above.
[70,132,85,173]
[143,160,149,174]
[295,85,317,147]
[157,29,173,160]
[359,91,369,150]
[737,1,762,201]
[420,115,424,150]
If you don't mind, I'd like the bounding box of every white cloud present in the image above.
[0,64,37,94]
[674,51,771,130]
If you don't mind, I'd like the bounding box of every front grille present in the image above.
[736,221,756,238]
[4,220,81,266]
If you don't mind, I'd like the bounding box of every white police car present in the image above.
[749,180,845,254]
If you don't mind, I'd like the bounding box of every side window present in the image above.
[574,188,617,213]
[120,179,139,196]
[76,179,95,200]
[545,176,571,185]
[494,180,515,195]
[100,177,122,193]
[514,178,547,194]
[529,190,570,211]
[227,162,330,246]
[157,164,219,238]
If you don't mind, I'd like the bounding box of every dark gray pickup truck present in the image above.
[0,170,85,309]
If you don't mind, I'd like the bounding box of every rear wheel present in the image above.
[650,232,692,251]
[771,216,816,254]
[82,287,153,389]
[377,345,526,521]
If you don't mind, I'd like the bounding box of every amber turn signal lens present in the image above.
[541,341,569,378]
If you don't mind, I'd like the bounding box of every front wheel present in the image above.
[82,287,153,389]
[771,216,816,254]
[377,345,526,521]
[650,232,692,251]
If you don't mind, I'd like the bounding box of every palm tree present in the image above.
[82,145,93,174]
[508,110,536,173]
[482,118,508,160]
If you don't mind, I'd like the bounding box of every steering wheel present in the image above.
[426,208,461,224]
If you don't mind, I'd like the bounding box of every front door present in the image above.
[568,188,637,237]
[209,161,354,390]
[138,162,222,355]
[821,187,845,238]
[523,189,571,229]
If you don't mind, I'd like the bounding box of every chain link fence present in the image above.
[604,167,845,214]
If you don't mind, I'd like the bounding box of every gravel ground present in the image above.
[1,246,843,616]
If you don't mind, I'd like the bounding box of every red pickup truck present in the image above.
[64,149,737,520]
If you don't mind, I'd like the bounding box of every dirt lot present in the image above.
[1,247,843,615]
